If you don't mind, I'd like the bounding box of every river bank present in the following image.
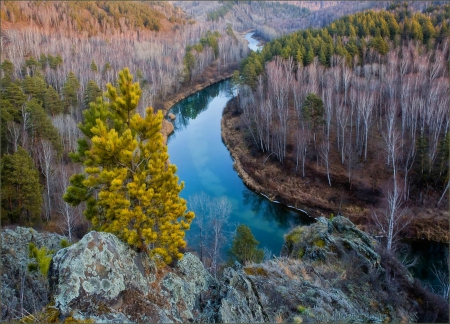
[156,63,237,142]
[221,97,449,243]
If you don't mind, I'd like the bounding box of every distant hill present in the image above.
[0,1,190,36]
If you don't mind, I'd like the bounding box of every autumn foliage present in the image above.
[64,68,194,264]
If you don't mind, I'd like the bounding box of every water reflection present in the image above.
[167,80,311,254]
[242,188,306,227]
[399,239,449,289]
[167,79,447,291]
[245,32,263,52]
[169,82,224,131]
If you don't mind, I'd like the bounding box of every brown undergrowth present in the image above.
[221,98,449,243]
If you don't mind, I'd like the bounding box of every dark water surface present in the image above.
[167,80,313,255]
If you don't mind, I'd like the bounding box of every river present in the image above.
[167,33,447,289]
[167,80,313,255]
[244,32,263,52]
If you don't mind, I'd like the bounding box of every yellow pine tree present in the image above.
[64,68,194,264]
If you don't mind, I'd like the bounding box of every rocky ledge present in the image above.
[2,217,448,323]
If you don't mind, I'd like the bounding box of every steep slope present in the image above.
[2,217,447,323]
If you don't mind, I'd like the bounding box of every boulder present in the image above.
[284,215,380,267]
[1,227,66,321]
[3,216,447,323]
[50,231,156,318]
[217,266,268,323]
[168,113,176,120]
[49,231,217,323]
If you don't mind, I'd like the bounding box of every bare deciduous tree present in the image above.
[189,193,232,278]
[6,121,21,153]
[37,139,57,221]
[372,182,411,252]
[319,139,331,186]
[56,164,82,242]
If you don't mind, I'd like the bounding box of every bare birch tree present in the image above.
[372,182,411,252]
[37,139,57,221]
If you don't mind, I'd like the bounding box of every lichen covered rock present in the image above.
[284,216,380,267]
[217,266,268,323]
[49,231,217,323]
[50,231,155,316]
[1,227,66,321]
[4,216,448,323]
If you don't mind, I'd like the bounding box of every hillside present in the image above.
[223,4,449,243]
[1,1,189,36]
[175,1,399,40]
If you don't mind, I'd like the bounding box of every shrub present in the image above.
[229,224,264,264]
[60,238,71,248]
[244,266,268,276]
[28,243,54,277]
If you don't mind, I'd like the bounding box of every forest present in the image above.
[176,1,399,40]
[0,0,250,238]
[231,3,449,246]
[1,2,449,321]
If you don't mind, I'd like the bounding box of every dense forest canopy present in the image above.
[240,3,450,86]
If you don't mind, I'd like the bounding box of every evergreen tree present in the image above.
[1,59,15,77]
[44,85,63,116]
[302,93,324,143]
[22,74,47,103]
[27,99,62,154]
[242,62,257,88]
[64,68,194,264]
[90,60,98,72]
[183,49,195,82]
[1,62,25,150]
[63,71,80,113]
[1,69,26,108]
[83,80,102,109]
[103,62,112,76]
[1,147,43,225]
[48,54,63,70]
[304,47,314,66]
[229,224,264,264]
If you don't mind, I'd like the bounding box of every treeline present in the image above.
[235,5,449,208]
[240,5,450,87]
[183,28,243,82]
[251,1,310,20]
[0,1,185,36]
[206,1,236,22]
[177,1,392,42]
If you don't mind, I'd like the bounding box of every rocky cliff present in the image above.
[1,217,448,323]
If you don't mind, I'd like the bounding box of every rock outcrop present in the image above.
[3,216,448,323]
[284,216,381,266]
[217,265,269,323]
[1,227,66,321]
[49,231,218,323]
